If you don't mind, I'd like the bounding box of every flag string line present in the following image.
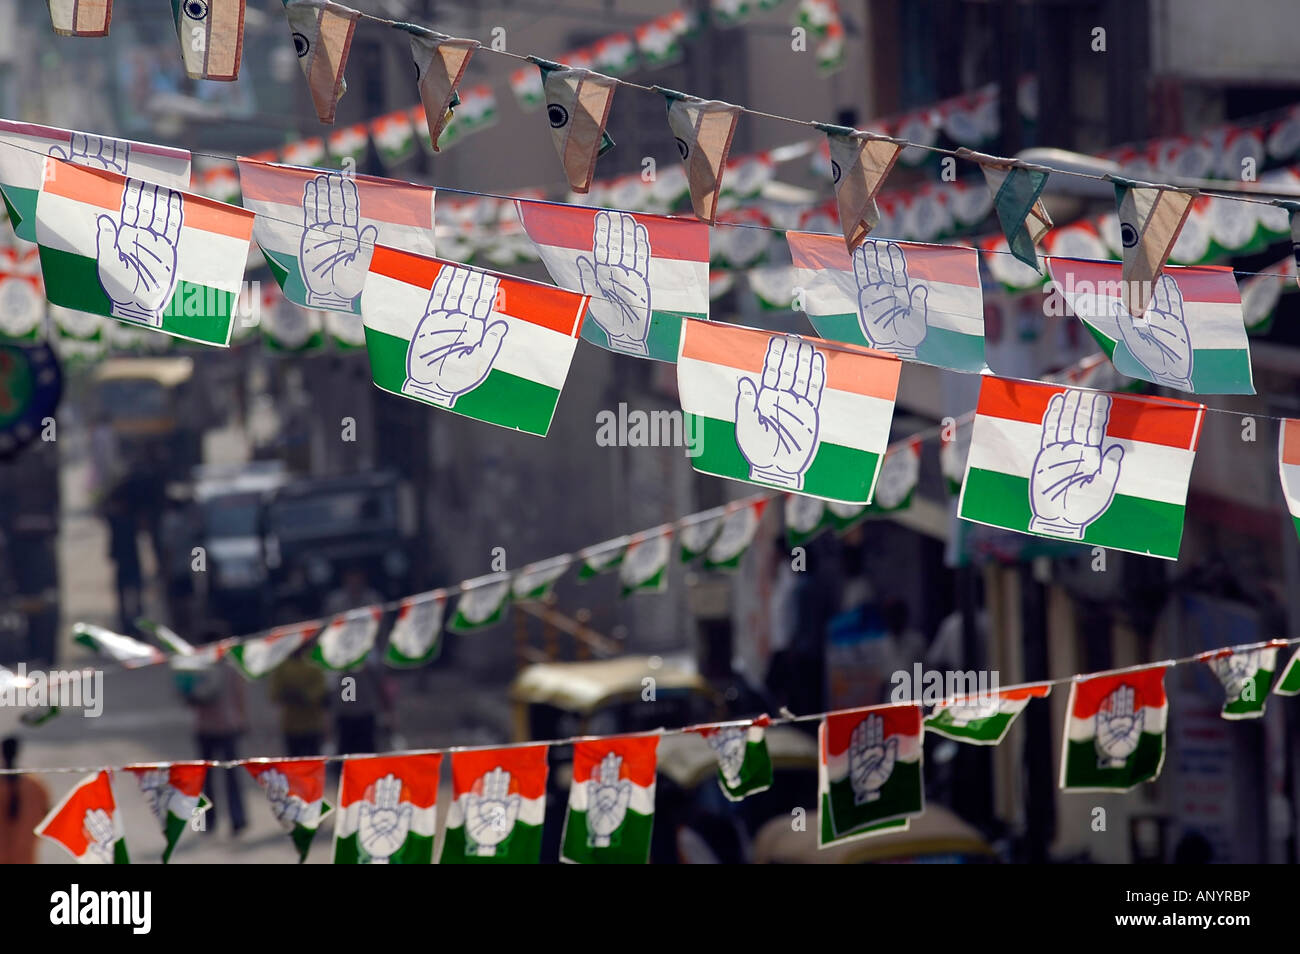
[3,634,1296,775]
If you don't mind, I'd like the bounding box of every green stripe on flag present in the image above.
[364,326,560,435]
[580,309,701,363]
[562,808,654,864]
[961,468,1185,559]
[924,710,1014,745]
[439,820,544,864]
[333,831,434,864]
[0,185,36,240]
[821,759,922,843]
[1063,733,1163,791]
[806,313,986,371]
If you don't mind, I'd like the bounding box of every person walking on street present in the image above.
[175,637,248,836]
[269,645,330,758]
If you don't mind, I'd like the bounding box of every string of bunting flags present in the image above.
[11,629,1300,863]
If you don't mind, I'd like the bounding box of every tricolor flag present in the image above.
[311,606,381,671]
[1279,419,1300,543]
[282,0,359,125]
[578,537,629,580]
[788,230,987,372]
[261,299,325,352]
[785,493,831,547]
[962,150,1052,272]
[518,200,708,364]
[1113,177,1196,318]
[370,110,417,168]
[1060,666,1169,792]
[384,591,445,668]
[35,771,128,864]
[333,754,440,864]
[1274,647,1300,697]
[73,623,163,668]
[512,556,573,601]
[532,60,616,194]
[940,416,972,494]
[0,249,45,341]
[34,159,253,346]
[703,498,767,570]
[692,717,773,801]
[172,0,245,81]
[924,683,1051,746]
[0,121,192,244]
[237,159,435,316]
[442,745,549,863]
[1202,644,1282,720]
[227,623,319,679]
[561,735,658,864]
[125,763,209,863]
[867,439,921,513]
[658,88,741,225]
[361,246,588,436]
[510,65,545,112]
[245,759,332,862]
[1276,199,1300,288]
[1048,257,1253,394]
[819,704,924,847]
[404,27,478,153]
[817,124,903,252]
[679,510,723,562]
[958,377,1205,560]
[620,526,673,595]
[678,320,902,504]
[326,123,370,170]
[47,0,111,37]
[449,574,512,632]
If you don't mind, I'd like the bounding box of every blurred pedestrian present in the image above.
[102,481,142,634]
[269,644,330,758]
[0,737,50,864]
[174,632,248,836]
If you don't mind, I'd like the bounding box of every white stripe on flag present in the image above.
[531,241,709,314]
[1066,705,1168,742]
[567,782,654,816]
[793,266,984,336]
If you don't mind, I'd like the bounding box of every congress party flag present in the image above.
[333,754,440,864]
[449,574,511,633]
[1113,177,1196,318]
[125,763,209,863]
[958,377,1204,560]
[620,527,673,595]
[371,110,417,167]
[237,159,435,316]
[442,746,549,863]
[227,623,319,679]
[817,124,903,252]
[0,250,46,341]
[924,683,1051,745]
[532,60,616,194]
[73,623,164,668]
[326,123,369,170]
[693,717,773,801]
[1201,644,1282,720]
[1278,419,1300,543]
[1048,257,1253,394]
[282,0,359,125]
[819,704,924,847]
[517,200,709,363]
[940,416,972,495]
[578,537,629,580]
[785,493,831,547]
[1274,647,1300,697]
[679,510,723,562]
[47,0,111,37]
[33,158,253,346]
[35,771,128,864]
[361,246,588,436]
[404,27,478,153]
[867,439,920,513]
[384,591,445,668]
[961,150,1052,272]
[678,320,902,504]
[788,230,987,372]
[173,0,245,82]
[245,759,332,862]
[657,88,741,225]
[561,735,658,864]
[1060,666,1169,792]
[703,498,768,570]
[512,556,573,601]
[0,121,192,244]
[311,606,381,672]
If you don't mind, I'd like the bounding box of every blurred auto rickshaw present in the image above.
[751,803,997,863]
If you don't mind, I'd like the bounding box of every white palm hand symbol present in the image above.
[51,133,130,174]
[735,336,826,491]
[853,241,929,358]
[299,174,378,309]
[262,769,305,828]
[464,767,521,856]
[95,180,183,327]
[1095,685,1144,768]
[1113,273,1193,390]
[404,266,508,408]
[848,714,897,804]
[357,774,413,863]
[83,809,118,863]
[575,210,652,355]
[1028,389,1125,540]
[586,752,632,847]
[1211,651,1260,700]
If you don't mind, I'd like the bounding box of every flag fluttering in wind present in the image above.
[960,149,1052,272]
[246,759,332,862]
[512,556,573,601]
[817,124,903,252]
[35,771,129,864]
[47,0,112,37]
[657,88,741,225]
[403,26,478,153]
[282,0,360,125]
[33,159,254,347]
[311,606,381,671]
[1060,666,1169,792]
[677,320,902,503]
[448,574,512,632]
[958,377,1205,560]
[692,717,773,801]
[360,246,588,436]
[1048,257,1253,394]
[619,526,673,595]
[1201,644,1283,720]
[578,537,629,579]
[1276,648,1300,697]
[924,684,1051,745]
[532,59,616,194]
[1112,177,1196,317]
[819,704,924,847]
[1280,419,1300,544]
[442,746,549,863]
[333,754,441,864]
[72,623,163,668]
[384,591,445,668]
[703,498,767,570]
[125,763,209,863]
[561,735,658,864]
[227,623,319,679]
[172,0,246,81]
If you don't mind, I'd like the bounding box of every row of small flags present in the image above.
[30,639,1300,863]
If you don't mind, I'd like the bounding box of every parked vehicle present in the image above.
[89,357,204,476]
